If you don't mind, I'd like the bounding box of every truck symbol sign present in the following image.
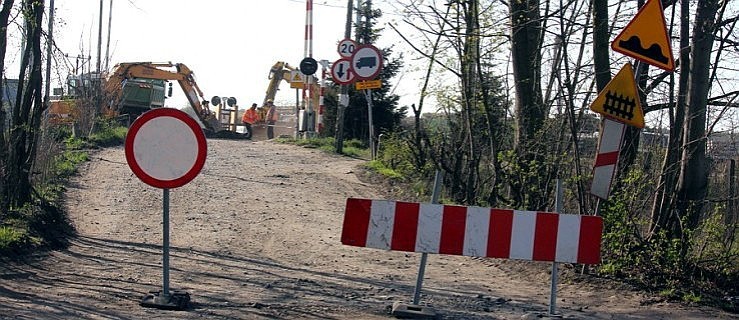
[356,57,376,69]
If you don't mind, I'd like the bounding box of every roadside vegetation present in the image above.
[320,1,738,312]
[0,120,126,257]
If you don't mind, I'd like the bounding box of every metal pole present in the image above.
[549,179,564,316]
[162,188,170,295]
[334,0,353,153]
[104,0,113,71]
[43,0,55,107]
[413,170,444,305]
[96,0,103,73]
[295,88,300,138]
[729,160,736,228]
[304,0,314,137]
[365,89,375,159]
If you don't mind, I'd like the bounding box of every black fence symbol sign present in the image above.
[602,91,636,120]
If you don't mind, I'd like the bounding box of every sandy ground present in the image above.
[0,139,736,319]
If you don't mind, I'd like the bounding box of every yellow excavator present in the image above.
[105,62,239,137]
[261,61,321,127]
[263,61,295,108]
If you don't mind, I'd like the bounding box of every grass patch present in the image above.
[0,226,28,253]
[88,125,127,147]
[277,137,370,159]
[365,160,403,180]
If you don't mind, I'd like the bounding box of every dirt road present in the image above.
[0,139,734,319]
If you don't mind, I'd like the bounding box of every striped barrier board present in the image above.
[590,119,625,200]
[341,198,603,264]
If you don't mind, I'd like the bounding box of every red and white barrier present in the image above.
[590,119,625,199]
[342,198,602,264]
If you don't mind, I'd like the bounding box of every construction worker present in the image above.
[265,99,279,139]
[200,100,211,116]
[241,103,259,139]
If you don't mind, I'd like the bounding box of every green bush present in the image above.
[365,160,403,180]
[376,133,419,177]
[0,226,27,253]
[88,125,127,147]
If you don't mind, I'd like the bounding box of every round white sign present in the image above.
[351,44,383,80]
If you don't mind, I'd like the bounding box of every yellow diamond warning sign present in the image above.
[290,71,305,83]
[589,63,644,128]
[611,0,674,71]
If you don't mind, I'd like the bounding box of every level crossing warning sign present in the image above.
[611,0,674,71]
[589,63,644,128]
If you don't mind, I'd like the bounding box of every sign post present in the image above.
[590,0,675,201]
[589,63,643,200]
[125,108,207,310]
[350,44,383,159]
[391,170,443,319]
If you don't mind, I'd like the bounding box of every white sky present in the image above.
[42,0,418,110]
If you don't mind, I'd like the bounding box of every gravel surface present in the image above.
[0,139,734,319]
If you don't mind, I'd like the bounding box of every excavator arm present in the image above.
[263,61,295,107]
[106,62,219,131]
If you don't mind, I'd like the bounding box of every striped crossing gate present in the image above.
[341,198,603,264]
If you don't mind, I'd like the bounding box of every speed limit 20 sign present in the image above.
[337,39,357,58]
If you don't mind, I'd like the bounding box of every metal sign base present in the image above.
[390,301,438,319]
[140,289,190,310]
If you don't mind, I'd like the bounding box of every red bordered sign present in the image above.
[125,108,207,189]
[331,58,356,85]
[351,44,383,81]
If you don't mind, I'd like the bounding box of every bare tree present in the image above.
[0,0,15,217]
[674,0,724,244]
[3,0,45,211]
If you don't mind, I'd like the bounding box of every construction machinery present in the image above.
[261,61,322,133]
[262,61,295,111]
[104,62,228,133]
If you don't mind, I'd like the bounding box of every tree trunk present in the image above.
[0,0,15,216]
[591,0,611,92]
[649,0,690,238]
[675,0,721,240]
[509,0,545,209]
[461,0,480,204]
[5,0,44,209]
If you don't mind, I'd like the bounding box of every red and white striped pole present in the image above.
[304,0,313,58]
[304,0,315,134]
[590,118,626,199]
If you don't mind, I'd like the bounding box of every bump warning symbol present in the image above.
[590,63,645,128]
[611,0,674,71]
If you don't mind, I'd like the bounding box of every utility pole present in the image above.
[334,0,353,154]
[104,0,113,71]
[43,0,55,109]
[96,0,104,74]
[363,0,376,159]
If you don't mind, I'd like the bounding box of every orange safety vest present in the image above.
[242,108,259,124]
